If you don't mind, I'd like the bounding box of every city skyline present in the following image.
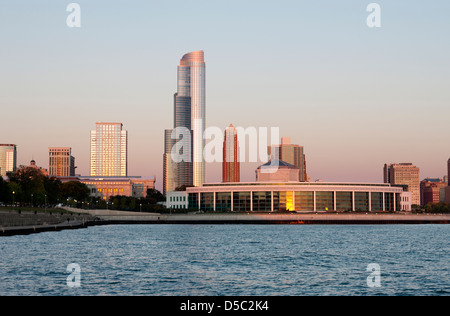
[1,1,450,191]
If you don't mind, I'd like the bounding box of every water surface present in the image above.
[0,224,448,296]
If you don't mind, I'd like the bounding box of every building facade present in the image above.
[186,182,411,212]
[164,51,205,194]
[420,178,447,206]
[446,158,450,204]
[59,176,155,200]
[49,147,76,177]
[256,160,299,182]
[268,137,308,182]
[178,51,206,187]
[0,144,17,177]
[166,191,189,209]
[223,124,240,183]
[90,122,128,177]
[384,163,420,206]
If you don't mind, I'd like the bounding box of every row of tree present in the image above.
[0,165,166,212]
[0,166,91,206]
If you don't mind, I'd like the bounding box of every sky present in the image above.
[1,0,449,191]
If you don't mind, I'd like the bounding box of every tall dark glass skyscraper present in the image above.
[164,51,205,195]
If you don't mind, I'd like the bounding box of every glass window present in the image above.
[188,193,198,209]
[277,191,293,211]
[316,191,334,211]
[336,192,352,211]
[216,192,231,212]
[385,192,394,212]
[252,191,272,212]
[295,191,314,211]
[355,192,369,212]
[233,192,250,212]
[371,192,383,211]
[200,192,214,211]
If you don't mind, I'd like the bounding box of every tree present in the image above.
[8,166,46,205]
[60,181,90,202]
[146,189,165,204]
[0,177,12,203]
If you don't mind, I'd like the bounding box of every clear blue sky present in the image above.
[1,0,449,190]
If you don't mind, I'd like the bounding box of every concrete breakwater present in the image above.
[64,208,450,225]
[2,208,449,237]
[0,210,97,237]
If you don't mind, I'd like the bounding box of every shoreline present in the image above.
[2,208,449,237]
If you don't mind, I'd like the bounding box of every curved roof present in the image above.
[181,50,204,63]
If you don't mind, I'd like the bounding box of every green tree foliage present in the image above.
[424,202,450,214]
[60,181,90,202]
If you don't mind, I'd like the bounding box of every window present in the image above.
[316,191,334,211]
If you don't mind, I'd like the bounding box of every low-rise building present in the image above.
[58,176,155,200]
[166,191,189,209]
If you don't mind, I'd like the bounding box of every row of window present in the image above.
[189,191,402,212]
[169,196,187,202]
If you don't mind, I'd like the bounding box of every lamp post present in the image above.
[12,191,15,207]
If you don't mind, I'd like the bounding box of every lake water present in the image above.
[0,224,448,296]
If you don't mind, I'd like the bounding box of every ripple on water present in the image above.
[0,224,448,296]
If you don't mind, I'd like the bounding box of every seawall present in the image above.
[63,208,450,225]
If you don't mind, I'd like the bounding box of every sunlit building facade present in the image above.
[178,51,206,187]
[58,176,155,200]
[90,122,128,177]
[268,137,308,182]
[223,124,240,183]
[186,182,411,212]
[49,147,76,177]
[164,51,205,194]
[0,144,17,177]
[384,163,420,206]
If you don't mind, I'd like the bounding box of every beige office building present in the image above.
[49,147,76,177]
[0,144,17,177]
[90,122,128,177]
[384,163,420,206]
[268,137,308,182]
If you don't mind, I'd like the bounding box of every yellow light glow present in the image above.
[286,191,293,211]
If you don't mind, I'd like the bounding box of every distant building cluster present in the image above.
[1,122,155,201]
[2,51,450,211]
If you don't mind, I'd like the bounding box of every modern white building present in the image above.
[166,191,189,209]
[186,182,412,212]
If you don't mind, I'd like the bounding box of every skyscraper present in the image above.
[0,144,17,177]
[178,51,206,187]
[222,124,240,183]
[384,163,420,206]
[268,137,308,182]
[448,158,450,182]
[164,51,205,194]
[445,158,450,203]
[48,147,76,177]
[90,122,127,177]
